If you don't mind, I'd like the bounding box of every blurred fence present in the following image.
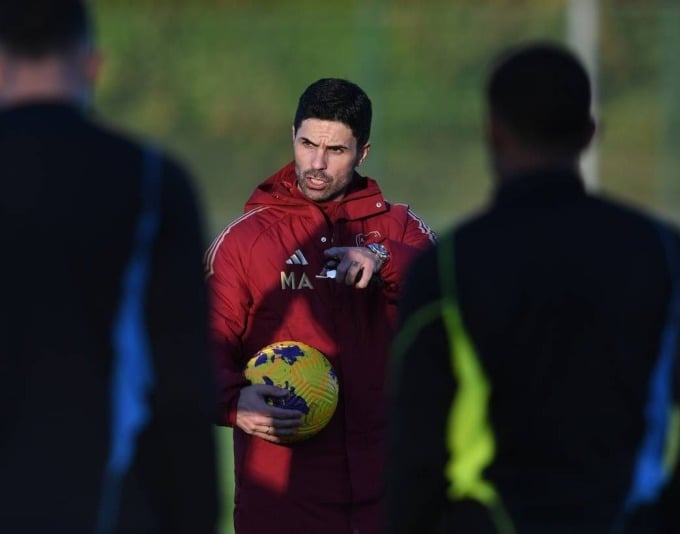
[90,1,680,532]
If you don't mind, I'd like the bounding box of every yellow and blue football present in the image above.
[244,341,339,442]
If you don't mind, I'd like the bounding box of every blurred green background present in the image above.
[89,0,680,532]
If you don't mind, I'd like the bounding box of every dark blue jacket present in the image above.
[0,103,219,533]
[388,169,680,534]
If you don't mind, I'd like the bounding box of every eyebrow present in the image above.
[299,137,348,151]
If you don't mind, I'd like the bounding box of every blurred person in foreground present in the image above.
[0,1,219,532]
[205,77,436,533]
[388,43,680,534]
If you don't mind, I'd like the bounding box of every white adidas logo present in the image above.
[285,249,309,265]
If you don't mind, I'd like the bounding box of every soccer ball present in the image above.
[244,341,339,443]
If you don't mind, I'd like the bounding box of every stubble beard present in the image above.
[297,169,340,202]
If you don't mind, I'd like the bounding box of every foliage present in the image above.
[91,1,675,237]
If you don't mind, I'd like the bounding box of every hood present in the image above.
[244,161,389,221]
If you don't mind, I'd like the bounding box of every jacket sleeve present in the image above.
[659,372,680,531]
[661,329,680,530]
[204,220,253,427]
[379,205,437,300]
[660,227,680,532]
[126,155,219,533]
[386,247,456,534]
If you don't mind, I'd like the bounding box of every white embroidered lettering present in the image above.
[280,272,315,290]
[297,273,314,290]
[281,272,296,289]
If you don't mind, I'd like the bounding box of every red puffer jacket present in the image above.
[205,162,436,533]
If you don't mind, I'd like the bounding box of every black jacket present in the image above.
[0,103,219,533]
[388,169,680,534]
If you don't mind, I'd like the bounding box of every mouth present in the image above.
[303,172,330,190]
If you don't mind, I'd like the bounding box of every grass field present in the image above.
[216,428,235,534]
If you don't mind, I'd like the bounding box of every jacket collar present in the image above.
[0,100,86,122]
[492,168,587,208]
[245,161,389,221]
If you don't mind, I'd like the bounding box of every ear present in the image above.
[0,53,6,92]
[83,48,102,85]
[580,117,596,150]
[356,142,370,167]
[291,125,296,144]
[487,115,508,152]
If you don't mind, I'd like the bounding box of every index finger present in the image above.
[353,266,374,289]
[268,406,305,419]
[323,247,346,259]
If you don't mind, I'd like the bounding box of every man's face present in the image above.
[293,118,369,202]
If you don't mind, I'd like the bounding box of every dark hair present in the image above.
[294,78,372,148]
[0,0,92,58]
[487,42,593,151]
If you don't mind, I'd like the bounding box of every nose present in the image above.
[311,147,327,170]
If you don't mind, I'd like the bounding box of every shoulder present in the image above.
[389,202,427,223]
[215,205,275,239]
[87,116,194,187]
[385,202,438,243]
[587,193,680,245]
[203,203,310,277]
[77,118,202,218]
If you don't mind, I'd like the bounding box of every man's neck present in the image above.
[0,57,87,108]
[493,146,581,184]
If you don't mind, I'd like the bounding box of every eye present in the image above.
[329,147,345,154]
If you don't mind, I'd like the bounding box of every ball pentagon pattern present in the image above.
[244,341,339,442]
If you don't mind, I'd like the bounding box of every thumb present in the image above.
[253,384,290,397]
[324,247,344,259]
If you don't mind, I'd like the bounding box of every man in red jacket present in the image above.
[205,78,436,534]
